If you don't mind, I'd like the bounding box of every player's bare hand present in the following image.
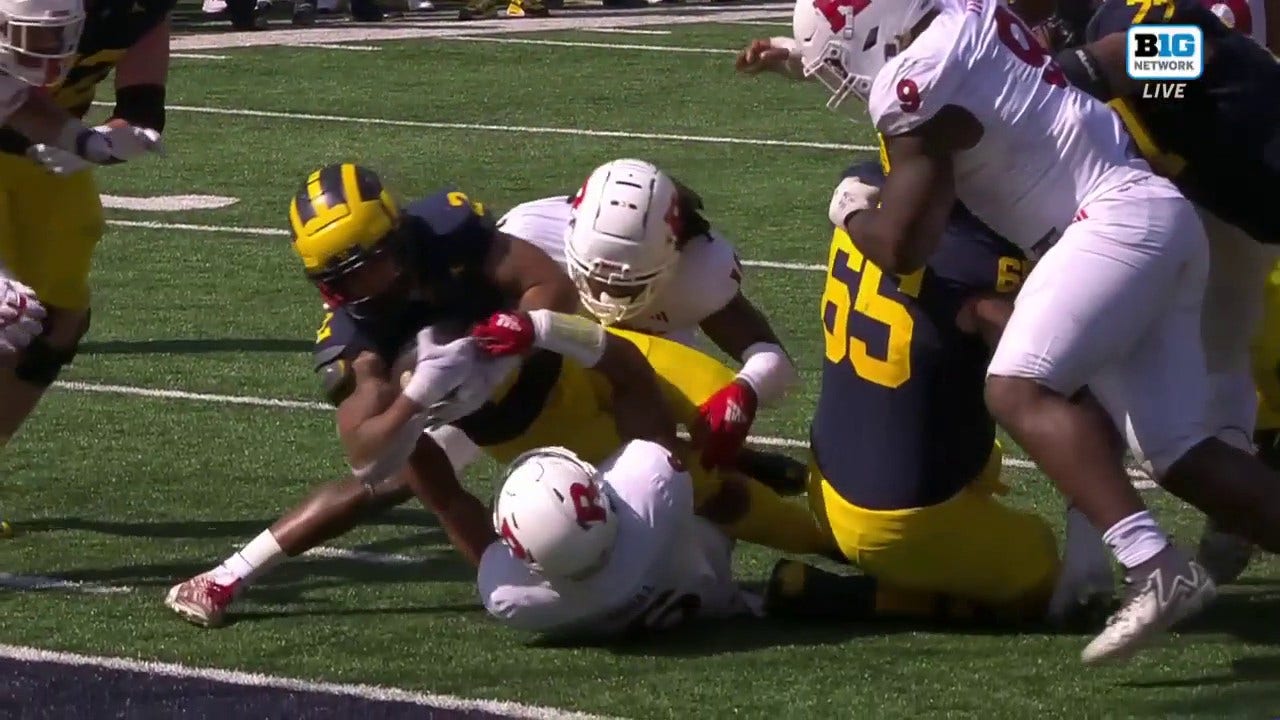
[736,37,794,75]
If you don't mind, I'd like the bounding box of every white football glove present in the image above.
[403,326,517,425]
[89,123,165,161]
[25,143,92,176]
[30,122,165,175]
[0,275,46,357]
[828,176,881,229]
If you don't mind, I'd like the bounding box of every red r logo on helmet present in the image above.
[663,194,682,240]
[814,0,870,32]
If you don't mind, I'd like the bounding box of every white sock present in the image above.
[1102,510,1170,569]
[213,530,285,586]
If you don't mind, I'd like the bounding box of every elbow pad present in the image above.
[1055,47,1116,101]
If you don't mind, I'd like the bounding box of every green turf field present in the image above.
[3,14,1280,719]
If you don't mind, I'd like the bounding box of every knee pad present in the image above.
[14,335,78,387]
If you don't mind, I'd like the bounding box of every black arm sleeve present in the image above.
[1055,46,1117,101]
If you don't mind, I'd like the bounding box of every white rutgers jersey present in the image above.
[477,440,759,638]
[497,196,744,346]
[0,75,28,125]
[869,0,1158,257]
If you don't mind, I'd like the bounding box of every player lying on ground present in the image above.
[166,165,829,627]
[764,159,1114,628]
[776,0,1269,665]
[496,157,802,482]
[0,0,166,537]
[481,442,760,638]
[1017,0,1280,583]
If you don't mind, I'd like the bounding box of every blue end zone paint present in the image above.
[0,656,525,719]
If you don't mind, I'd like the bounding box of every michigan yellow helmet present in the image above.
[289,163,401,311]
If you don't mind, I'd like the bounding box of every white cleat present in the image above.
[1048,507,1116,627]
[1081,547,1216,665]
[1196,519,1254,585]
[165,571,241,628]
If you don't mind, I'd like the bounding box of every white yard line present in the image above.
[580,27,672,35]
[102,218,827,271]
[0,573,133,594]
[169,8,792,50]
[281,42,382,51]
[171,52,229,60]
[0,644,615,720]
[89,102,868,151]
[446,35,734,53]
[51,380,1157,488]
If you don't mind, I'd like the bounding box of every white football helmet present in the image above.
[792,0,937,112]
[492,446,619,581]
[0,0,85,87]
[564,158,682,326]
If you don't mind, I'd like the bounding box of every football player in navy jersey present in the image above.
[165,163,833,628]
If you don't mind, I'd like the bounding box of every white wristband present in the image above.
[735,342,797,406]
[769,36,799,58]
[528,309,607,368]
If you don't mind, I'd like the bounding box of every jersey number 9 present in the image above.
[821,227,923,389]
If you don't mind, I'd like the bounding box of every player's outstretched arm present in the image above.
[735,37,807,80]
[484,232,580,313]
[838,120,962,274]
[471,310,681,451]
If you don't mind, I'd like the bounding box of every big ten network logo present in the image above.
[1126,24,1203,99]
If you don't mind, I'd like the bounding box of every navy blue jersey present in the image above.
[309,187,564,446]
[810,162,1026,511]
[1085,0,1280,242]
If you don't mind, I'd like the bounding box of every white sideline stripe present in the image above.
[447,35,734,54]
[52,381,1157,489]
[171,52,229,59]
[169,8,794,50]
[303,546,424,564]
[580,28,672,35]
[0,573,133,594]
[282,42,381,51]
[720,20,792,27]
[89,101,872,152]
[103,218,827,271]
[0,644,615,720]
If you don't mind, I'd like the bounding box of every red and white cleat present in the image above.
[165,571,240,628]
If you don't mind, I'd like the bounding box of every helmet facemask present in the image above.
[0,0,84,86]
[308,227,414,320]
[565,244,675,326]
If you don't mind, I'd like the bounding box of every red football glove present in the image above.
[694,379,758,469]
[470,311,535,357]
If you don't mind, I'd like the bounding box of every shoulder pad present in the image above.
[315,353,355,406]
[404,187,496,238]
[869,40,956,137]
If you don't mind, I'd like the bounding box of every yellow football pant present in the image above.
[0,154,103,309]
[1252,261,1280,433]
[807,445,1059,615]
[483,329,833,555]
